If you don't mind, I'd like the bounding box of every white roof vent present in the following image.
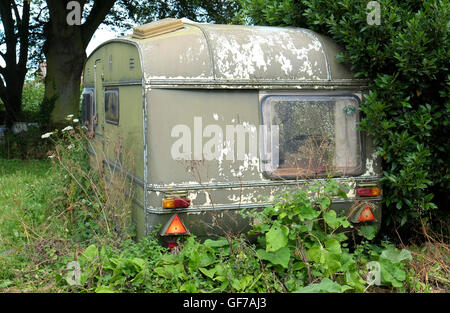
[132,18,184,39]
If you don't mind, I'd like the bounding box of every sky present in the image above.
[86,27,122,56]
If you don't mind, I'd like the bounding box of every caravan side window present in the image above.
[105,88,119,125]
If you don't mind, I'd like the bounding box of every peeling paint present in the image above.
[362,151,379,176]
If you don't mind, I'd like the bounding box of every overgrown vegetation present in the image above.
[234,0,449,238]
[0,78,50,160]
[1,122,447,292]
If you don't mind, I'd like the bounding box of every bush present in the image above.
[22,80,45,122]
[0,125,52,159]
[234,0,450,232]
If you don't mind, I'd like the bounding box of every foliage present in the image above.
[55,180,414,293]
[41,116,136,244]
[122,0,240,25]
[1,157,445,293]
[22,80,45,117]
[247,180,413,292]
[0,125,52,159]
[235,0,450,231]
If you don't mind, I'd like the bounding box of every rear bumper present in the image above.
[145,197,382,245]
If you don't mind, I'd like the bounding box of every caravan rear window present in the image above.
[105,88,119,125]
[261,95,362,178]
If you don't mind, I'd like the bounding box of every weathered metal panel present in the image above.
[198,24,328,81]
[138,26,213,81]
[146,88,262,185]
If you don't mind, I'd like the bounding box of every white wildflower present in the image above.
[41,132,53,139]
[67,114,74,118]
[62,126,73,132]
[67,144,74,150]
[73,119,79,123]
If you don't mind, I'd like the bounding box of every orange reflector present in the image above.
[358,205,376,222]
[165,214,187,235]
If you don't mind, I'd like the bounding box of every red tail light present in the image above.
[167,241,179,251]
[356,187,381,197]
[163,197,191,209]
[358,205,376,222]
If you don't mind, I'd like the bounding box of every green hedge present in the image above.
[235,0,449,229]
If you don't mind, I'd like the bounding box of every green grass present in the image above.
[0,158,65,291]
[0,159,53,245]
[0,158,447,293]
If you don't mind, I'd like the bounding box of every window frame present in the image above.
[104,87,119,125]
[259,93,364,179]
[81,88,95,130]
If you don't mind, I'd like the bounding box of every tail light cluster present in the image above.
[163,197,191,209]
[356,187,381,197]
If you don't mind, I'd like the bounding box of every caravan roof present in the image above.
[88,19,362,87]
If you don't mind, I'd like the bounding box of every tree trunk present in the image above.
[42,0,116,127]
[3,78,24,128]
[43,27,86,126]
[0,0,30,128]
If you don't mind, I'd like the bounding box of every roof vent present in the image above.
[132,18,184,39]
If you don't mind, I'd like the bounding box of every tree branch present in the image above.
[81,0,116,49]
[11,0,21,24]
[0,1,17,64]
[18,0,31,77]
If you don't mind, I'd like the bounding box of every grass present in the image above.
[0,159,53,246]
[0,158,73,292]
[0,158,448,293]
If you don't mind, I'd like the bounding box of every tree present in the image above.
[0,1,240,127]
[41,0,116,126]
[0,0,30,127]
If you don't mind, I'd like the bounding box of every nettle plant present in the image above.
[248,179,413,292]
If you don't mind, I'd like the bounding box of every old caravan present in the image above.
[82,18,382,245]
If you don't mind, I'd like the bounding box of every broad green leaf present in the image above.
[257,247,290,268]
[199,267,216,279]
[132,258,146,270]
[325,239,342,255]
[154,264,186,280]
[298,204,321,220]
[180,282,198,292]
[266,224,289,252]
[95,285,117,293]
[308,246,325,264]
[323,210,340,229]
[381,247,412,263]
[337,188,349,200]
[82,244,98,262]
[296,278,351,293]
[379,259,406,288]
[204,238,229,248]
[199,251,215,267]
[359,225,378,240]
[319,197,331,209]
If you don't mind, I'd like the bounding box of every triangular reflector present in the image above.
[358,205,376,222]
[165,214,187,235]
